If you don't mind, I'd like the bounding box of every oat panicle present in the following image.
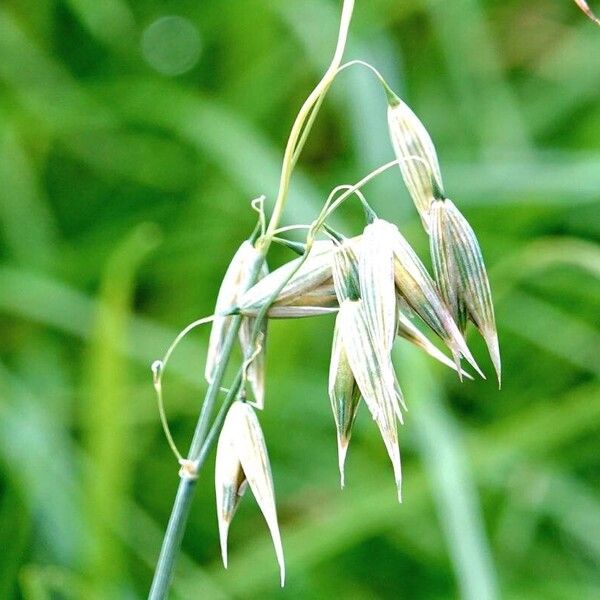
[150,1,501,593]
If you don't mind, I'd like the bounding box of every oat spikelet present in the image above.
[388,98,445,231]
[338,300,403,501]
[205,241,269,405]
[359,219,398,353]
[215,420,247,568]
[206,242,257,383]
[332,242,403,500]
[238,242,334,312]
[328,313,361,488]
[430,199,501,385]
[390,223,482,377]
[217,400,285,585]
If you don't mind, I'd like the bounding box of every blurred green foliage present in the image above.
[0,0,599,598]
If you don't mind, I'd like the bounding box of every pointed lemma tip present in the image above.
[462,369,474,381]
[219,526,229,570]
[393,458,403,504]
[276,551,286,587]
[451,351,464,383]
[337,439,348,489]
[483,328,501,388]
[271,532,286,588]
[495,363,502,390]
[465,351,486,380]
[251,393,265,411]
[453,333,481,377]
[493,360,502,390]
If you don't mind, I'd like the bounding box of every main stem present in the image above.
[148,1,355,598]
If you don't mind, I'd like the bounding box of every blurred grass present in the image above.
[0,0,599,598]
[82,223,159,597]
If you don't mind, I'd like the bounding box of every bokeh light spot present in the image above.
[141,16,201,76]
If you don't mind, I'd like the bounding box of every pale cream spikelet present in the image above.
[206,241,258,383]
[237,241,335,316]
[358,218,407,415]
[242,277,338,319]
[205,240,269,406]
[332,242,403,501]
[275,280,337,310]
[215,420,248,569]
[328,313,361,488]
[359,219,398,353]
[338,299,403,501]
[390,225,482,377]
[430,199,501,385]
[215,400,285,585]
[387,96,445,231]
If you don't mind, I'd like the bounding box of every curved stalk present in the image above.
[261,0,355,245]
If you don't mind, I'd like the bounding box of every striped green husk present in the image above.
[328,314,361,488]
[391,226,481,376]
[430,199,501,384]
[217,401,285,585]
[338,299,403,501]
[359,220,398,353]
[388,100,445,230]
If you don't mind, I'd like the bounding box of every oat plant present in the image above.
[148,1,500,597]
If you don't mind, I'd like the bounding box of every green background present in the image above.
[1,1,599,598]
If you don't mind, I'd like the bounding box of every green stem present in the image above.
[148,477,196,599]
[148,1,355,597]
[261,0,355,245]
[336,59,400,105]
[186,315,244,460]
[291,93,325,167]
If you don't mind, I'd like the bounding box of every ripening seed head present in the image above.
[336,298,403,501]
[387,98,445,232]
[430,198,501,385]
[205,240,269,406]
[359,219,398,354]
[368,219,482,378]
[238,241,336,316]
[205,242,262,379]
[328,313,361,488]
[215,400,285,585]
[331,241,404,500]
[215,418,248,568]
